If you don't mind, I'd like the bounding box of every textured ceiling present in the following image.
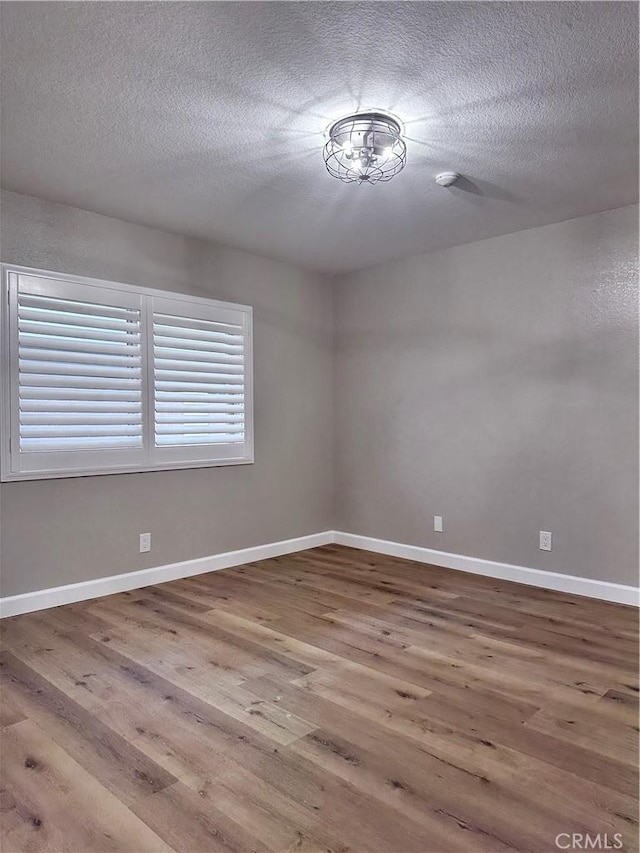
[1,1,638,273]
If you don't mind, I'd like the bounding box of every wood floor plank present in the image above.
[246,675,637,836]
[130,780,270,853]
[0,687,27,728]
[88,595,314,683]
[181,762,348,853]
[525,700,639,765]
[0,719,172,852]
[0,651,178,805]
[1,544,637,853]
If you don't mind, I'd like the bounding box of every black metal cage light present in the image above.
[323,112,407,184]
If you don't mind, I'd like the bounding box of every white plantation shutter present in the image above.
[18,292,143,452]
[151,295,251,463]
[2,267,253,481]
[4,271,147,478]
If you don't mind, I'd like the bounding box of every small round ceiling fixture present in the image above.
[434,171,460,187]
[324,112,406,184]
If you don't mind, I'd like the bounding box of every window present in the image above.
[1,265,253,480]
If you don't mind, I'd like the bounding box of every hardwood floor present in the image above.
[1,544,638,853]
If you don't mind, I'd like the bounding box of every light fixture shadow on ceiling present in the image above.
[403,131,541,161]
[396,75,640,196]
[384,43,524,118]
[382,0,632,124]
[171,56,336,128]
[402,136,493,161]
[72,141,324,193]
[212,150,324,220]
[241,147,321,170]
[219,147,395,247]
[404,66,637,132]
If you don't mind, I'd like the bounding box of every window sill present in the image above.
[0,454,254,482]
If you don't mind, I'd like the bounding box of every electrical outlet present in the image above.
[139,532,151,553]
[434,515,443,533]
[539,530,552,551]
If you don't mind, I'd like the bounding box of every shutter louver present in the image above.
[153,311,246,447]
[17,292,143,452]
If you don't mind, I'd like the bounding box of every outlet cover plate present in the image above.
[539,530,552,551]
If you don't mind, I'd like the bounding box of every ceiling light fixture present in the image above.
[324,112,406,185]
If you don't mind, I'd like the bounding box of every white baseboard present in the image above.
[2,529,637,617]
[332,532,639,607]
[0,531,334,618]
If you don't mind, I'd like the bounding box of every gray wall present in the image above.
[0,191,334,596]
[334,205,639,586]
[1,193,637,596]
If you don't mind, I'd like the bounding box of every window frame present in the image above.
[1,264,254,481]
